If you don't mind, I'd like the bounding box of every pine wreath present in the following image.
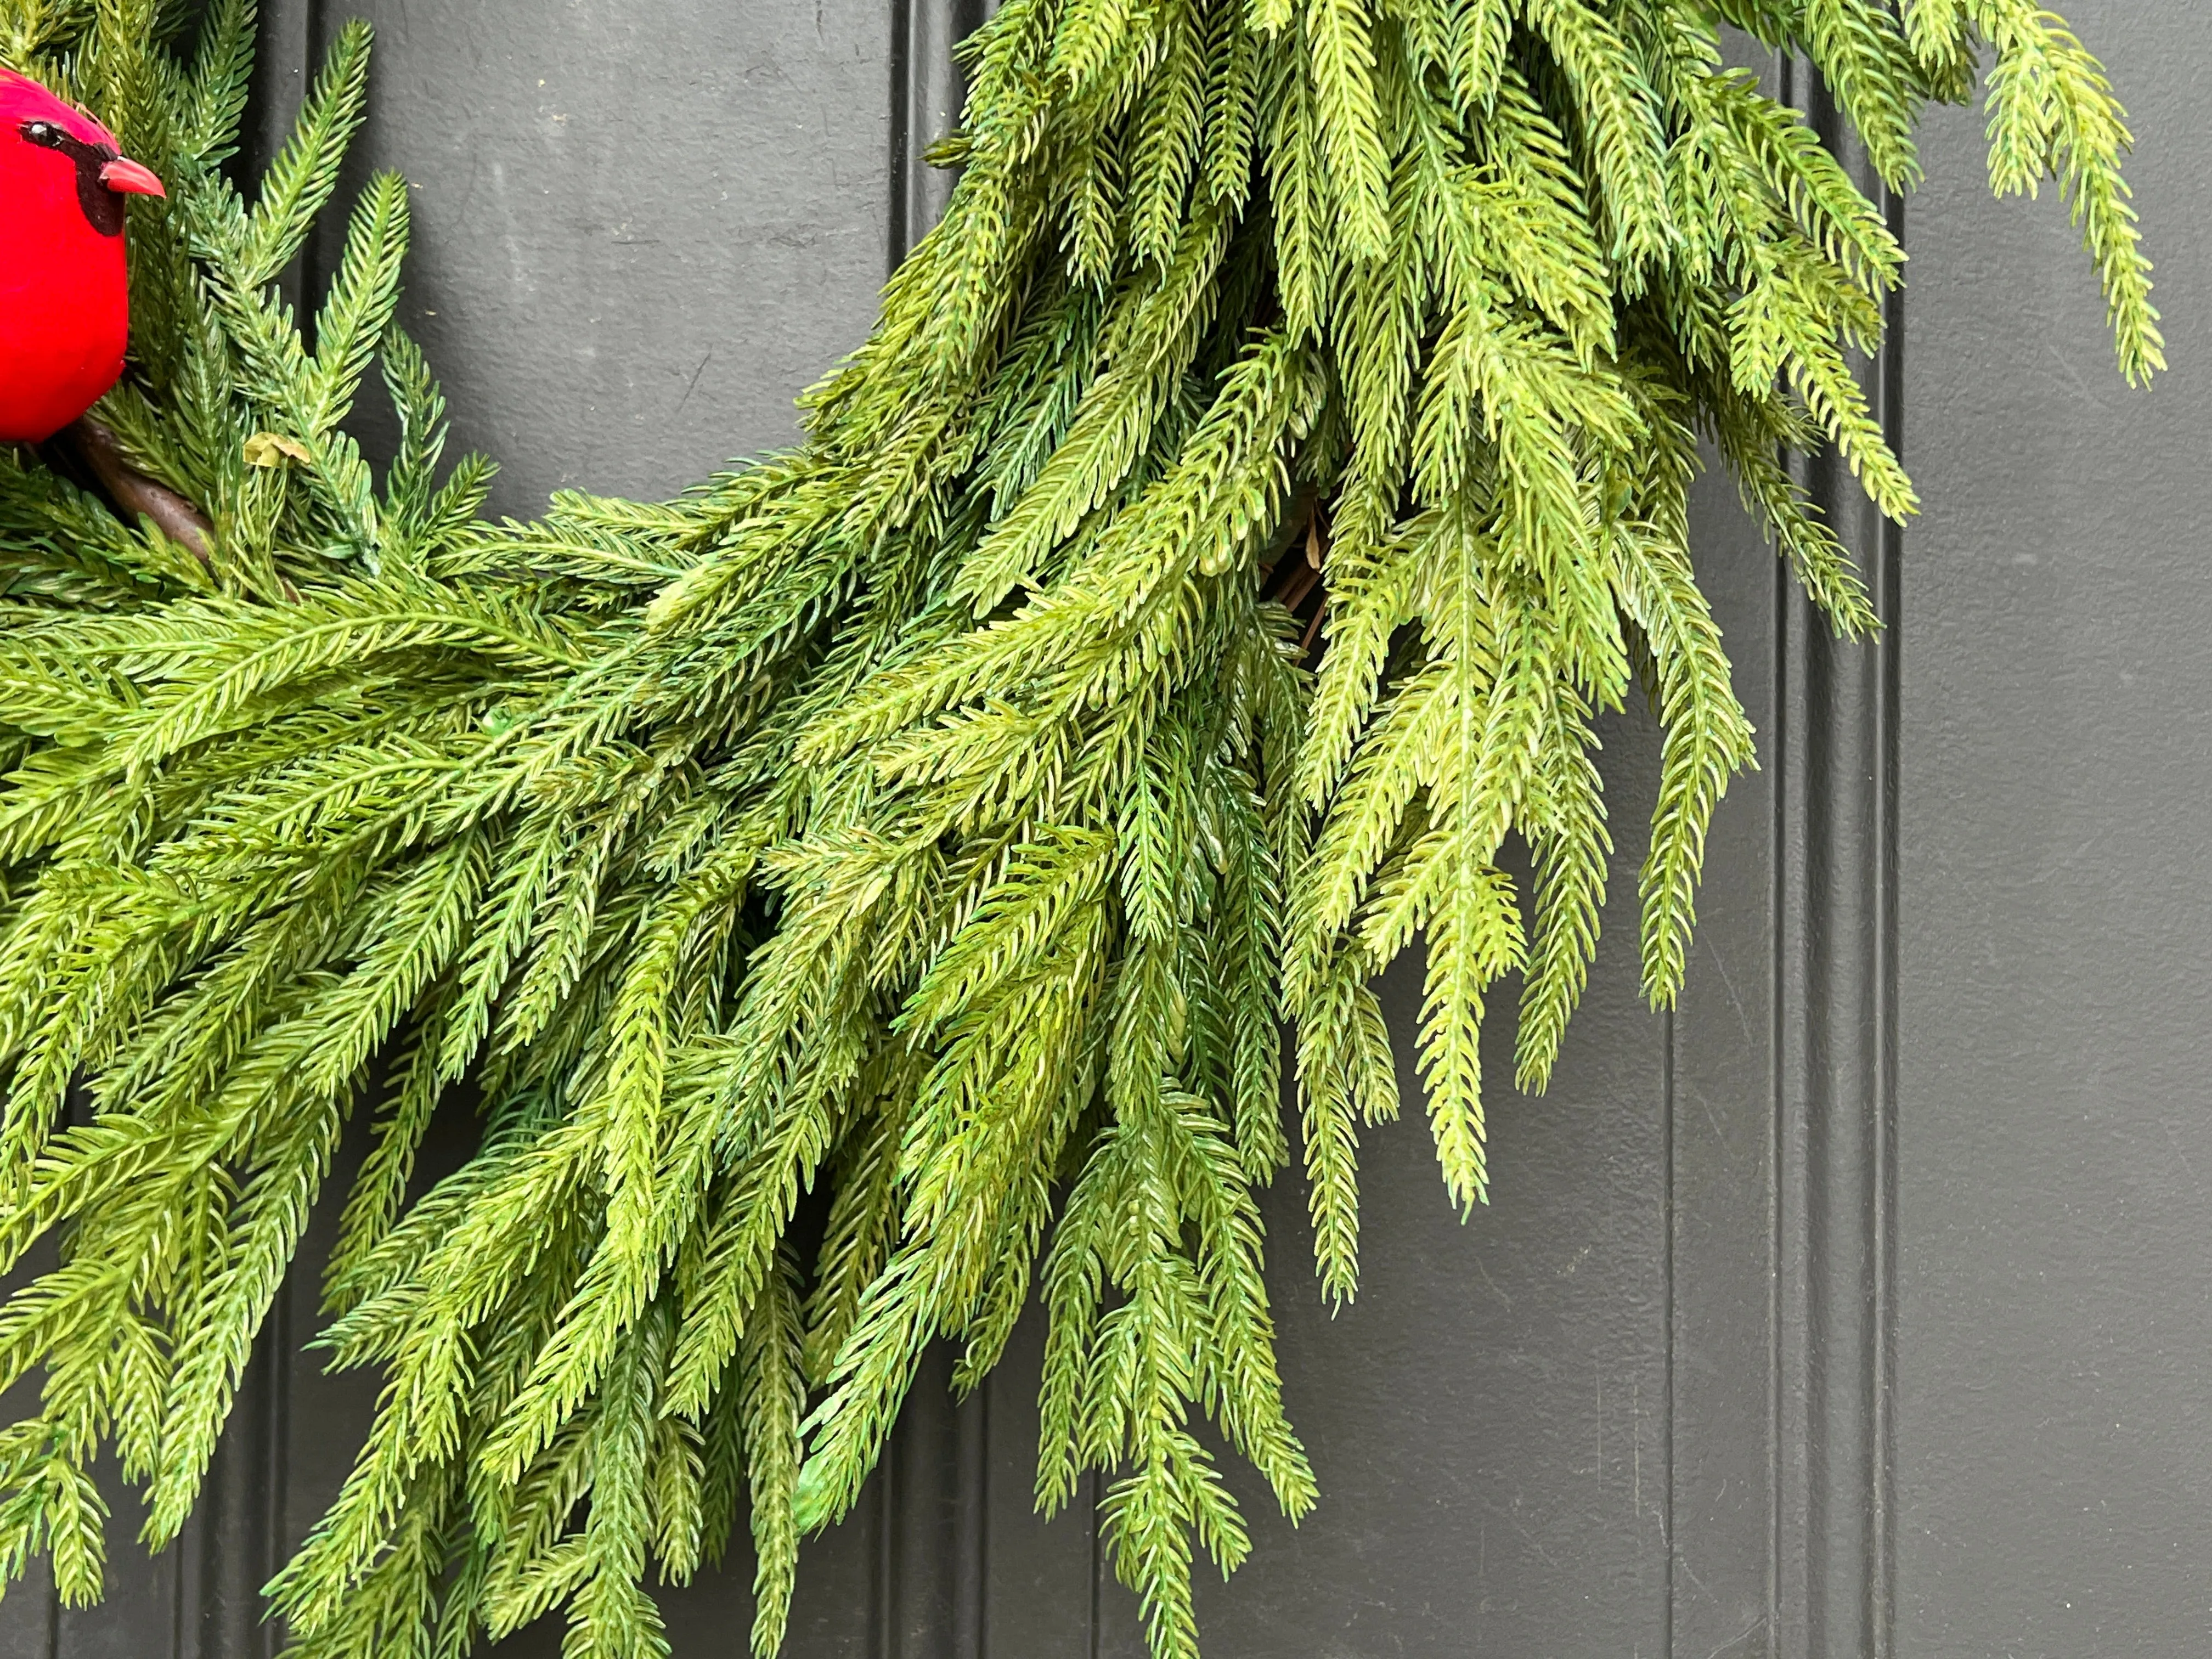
[0,2,2158,1656]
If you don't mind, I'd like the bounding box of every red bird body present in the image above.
[1,71,165,443]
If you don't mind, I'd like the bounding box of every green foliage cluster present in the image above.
[0,1,2155,1656]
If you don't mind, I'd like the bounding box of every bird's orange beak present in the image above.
[98,155,164,198]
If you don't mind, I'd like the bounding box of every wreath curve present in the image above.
[0,3,2155,1655]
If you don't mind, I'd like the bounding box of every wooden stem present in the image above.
[63,416,213,566]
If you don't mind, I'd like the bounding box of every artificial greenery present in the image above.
[0,1,2157,1655]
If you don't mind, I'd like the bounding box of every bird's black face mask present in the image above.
[16,119,126,236]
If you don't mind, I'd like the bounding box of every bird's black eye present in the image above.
[15,119,126,235]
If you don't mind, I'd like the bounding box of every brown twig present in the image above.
[63,416,213,567]
[1299,586,1328,657]
[1255,495,1331,662]
[1271,507,1322,608]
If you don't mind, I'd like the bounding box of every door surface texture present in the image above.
[3,3,2208,1657]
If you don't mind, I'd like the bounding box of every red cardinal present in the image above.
[1,70,166,444]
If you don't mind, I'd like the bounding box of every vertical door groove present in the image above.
[1770,54,1902,1659]
[889,0,990,269]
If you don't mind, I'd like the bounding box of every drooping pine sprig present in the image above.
[0,2,2157,1657]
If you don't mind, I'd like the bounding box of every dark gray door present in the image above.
[1899,2,2212,1651]
[6,3,2208,1657]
